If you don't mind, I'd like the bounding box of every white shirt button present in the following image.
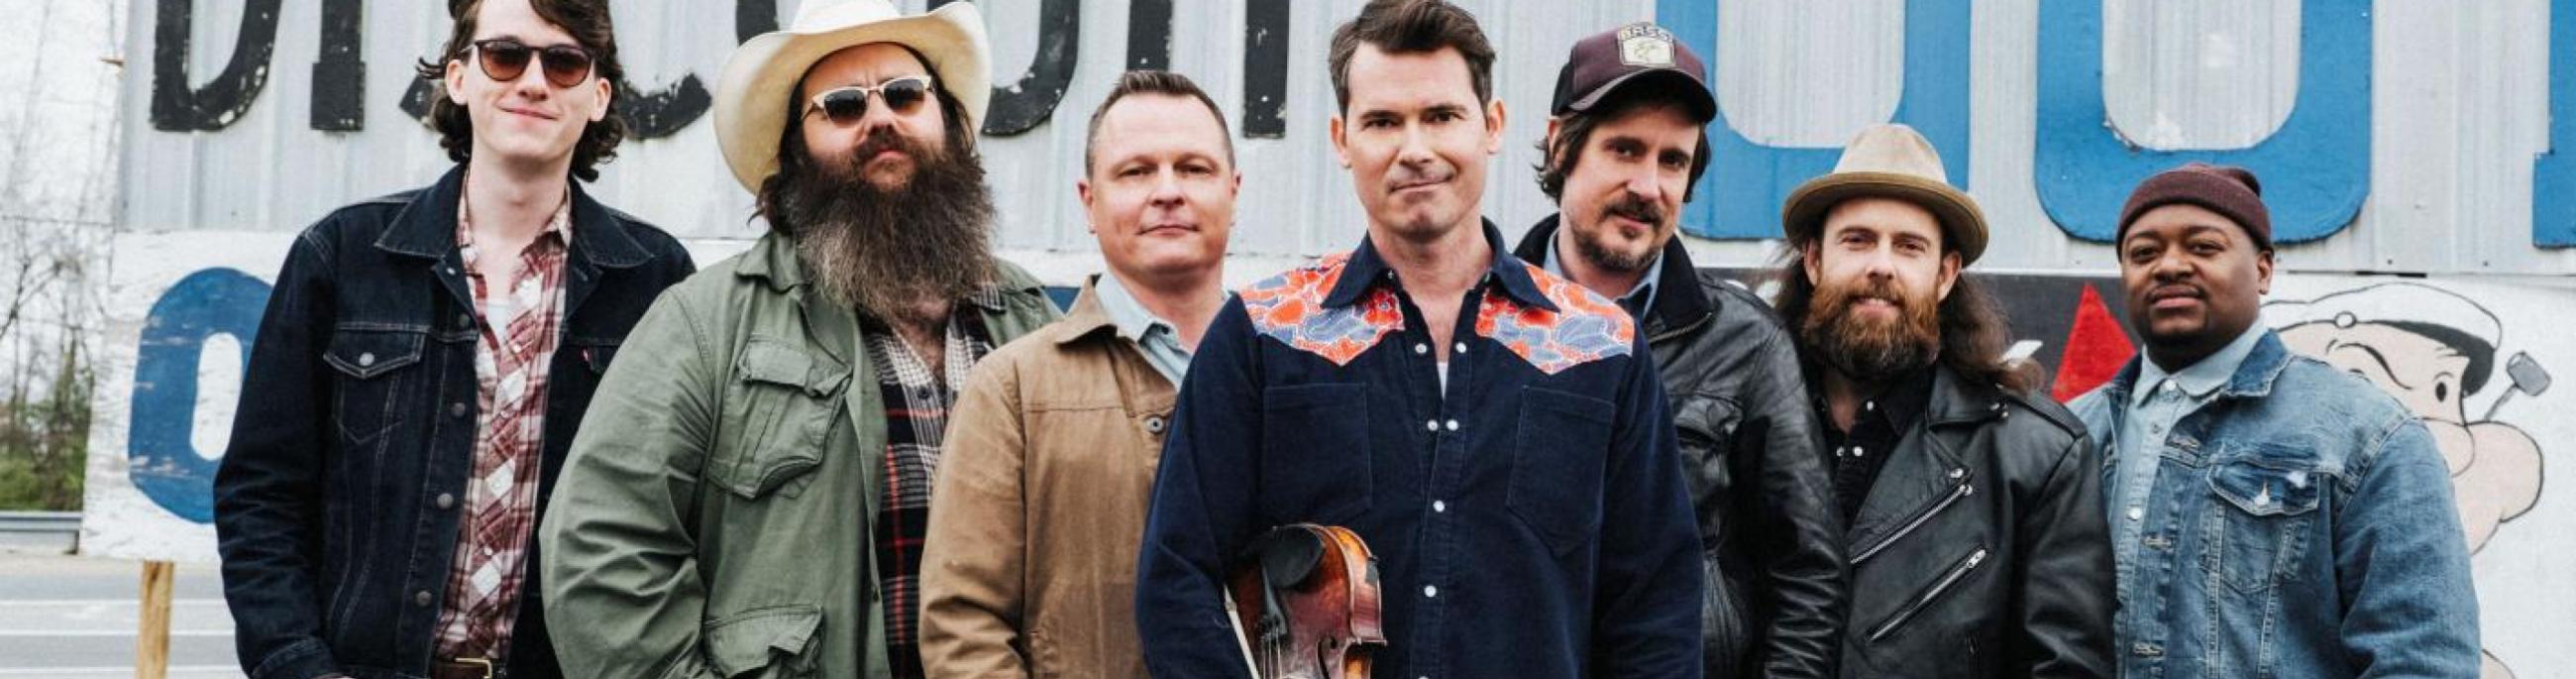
[1423,585,1439,598]
[1433,501,1447,512]
[2126,507,2145,521]
[1444,419,1459,431]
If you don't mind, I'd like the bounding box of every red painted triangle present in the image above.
[2052,283,2137,402]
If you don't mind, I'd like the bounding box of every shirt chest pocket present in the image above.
[1257,384,1372,525]
[1510,387,1616,556]
[322,327,427,445]
[2201,453,2324,595]
[713,339,850,501]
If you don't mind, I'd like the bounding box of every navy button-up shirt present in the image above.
[1135,222,1704,679]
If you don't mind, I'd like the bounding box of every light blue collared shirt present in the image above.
[1540,225,1662,319]
[2111,319,2268,575]
[1094,274,1214,387]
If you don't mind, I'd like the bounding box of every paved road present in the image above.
[0,552,241,678]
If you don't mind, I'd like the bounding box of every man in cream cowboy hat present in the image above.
[1770,124,2114,678]
[539,2,1060,678]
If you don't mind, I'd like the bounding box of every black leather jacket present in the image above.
[1830,365,2116,678]
[1516,217,1847,678]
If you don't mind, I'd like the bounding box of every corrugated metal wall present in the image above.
[116,0,2573,285]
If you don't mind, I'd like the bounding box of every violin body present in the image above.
[1227,523,1386,679]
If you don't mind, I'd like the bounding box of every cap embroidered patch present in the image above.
[1618,24,1677,67]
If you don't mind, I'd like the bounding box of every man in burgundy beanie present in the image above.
[2069,161,2482,678]
[2116,162,2272,252]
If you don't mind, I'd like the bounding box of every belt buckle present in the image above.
[457,656,494,679]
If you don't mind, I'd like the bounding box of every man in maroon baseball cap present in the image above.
[1511,22,1845,679]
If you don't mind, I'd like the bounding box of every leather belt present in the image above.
[430,657,497,679]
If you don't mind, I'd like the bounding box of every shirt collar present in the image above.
[1094,272,1176,343]
[1816,364,1938,435]
[1322,219,1555,312]
[456,185,575,253]
[2132,317,2269,407]
[1539,224,1663,316]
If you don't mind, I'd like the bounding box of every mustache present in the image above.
[1602,192,1665,225]
[2146,283,2204,302]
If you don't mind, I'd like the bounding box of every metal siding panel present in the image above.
[105,0,2575,278]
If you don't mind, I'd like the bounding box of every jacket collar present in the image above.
[2097,328,2293,407]
[1923,363,2012,427]
[1325,219,1554,312]
[1047,276,1122,346]
[375,165,652,270]
[1511,213,1715,332]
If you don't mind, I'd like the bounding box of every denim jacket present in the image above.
[213,166,696,679]
[2068,330,2480,678]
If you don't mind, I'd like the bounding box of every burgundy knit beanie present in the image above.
[2117,163,2273,251]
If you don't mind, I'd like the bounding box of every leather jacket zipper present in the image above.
[1851,478,1974,565]
[1869,546,1989,641]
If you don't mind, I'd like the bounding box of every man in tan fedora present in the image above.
[538,1,1059,677]
[1770,124,2114,678]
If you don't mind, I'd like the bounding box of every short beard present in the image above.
[1570,193,1669,273]
[1799,276,1941,384]
[772,131,997,326]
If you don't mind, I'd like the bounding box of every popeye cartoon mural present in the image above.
[2270,283,2551,679]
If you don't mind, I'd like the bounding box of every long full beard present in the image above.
[774,134,998,326]
[1800,277,1941,383]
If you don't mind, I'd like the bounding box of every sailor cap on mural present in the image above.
[2267,283,2505,394]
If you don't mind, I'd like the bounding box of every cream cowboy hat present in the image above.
[713,0,991,193]
[1780,123,1988,265]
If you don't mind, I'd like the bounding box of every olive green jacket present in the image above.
[540,232,1060,679]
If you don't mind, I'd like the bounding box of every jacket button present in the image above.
[1422,585,1438,598]
[357,352,376,368]
[1143,415,1167,434]
[2132,642,2164,657]
[1414,343,1428,355]
[1443,419,1459,431]
[1452,342,1466,354]
[435,493,456,509]
[414,590,432,607]
[450,402,469,418]
[1425,420,1438,431]
[457,313,474,328]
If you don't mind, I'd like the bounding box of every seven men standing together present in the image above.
[212,0,2483,677]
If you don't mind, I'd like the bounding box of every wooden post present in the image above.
[136,560,173,679]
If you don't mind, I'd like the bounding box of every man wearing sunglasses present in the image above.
[539,2,1060,679]
[213,1,697,678]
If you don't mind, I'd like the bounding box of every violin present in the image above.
[1226,523,1386,679]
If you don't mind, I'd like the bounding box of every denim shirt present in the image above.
[2069,330,2480,678]
[2109,322,2263,582]
[1135,222,1705,679]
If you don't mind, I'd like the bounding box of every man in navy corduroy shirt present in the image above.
[1132,2,1705,677]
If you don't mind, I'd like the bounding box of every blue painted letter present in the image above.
[1660,0,1973,240]
[2036,1,2371,243]
[129,268,270,523]
[2537,0,2576,247]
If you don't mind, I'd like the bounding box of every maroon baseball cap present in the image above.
[1551,22,1715,121]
